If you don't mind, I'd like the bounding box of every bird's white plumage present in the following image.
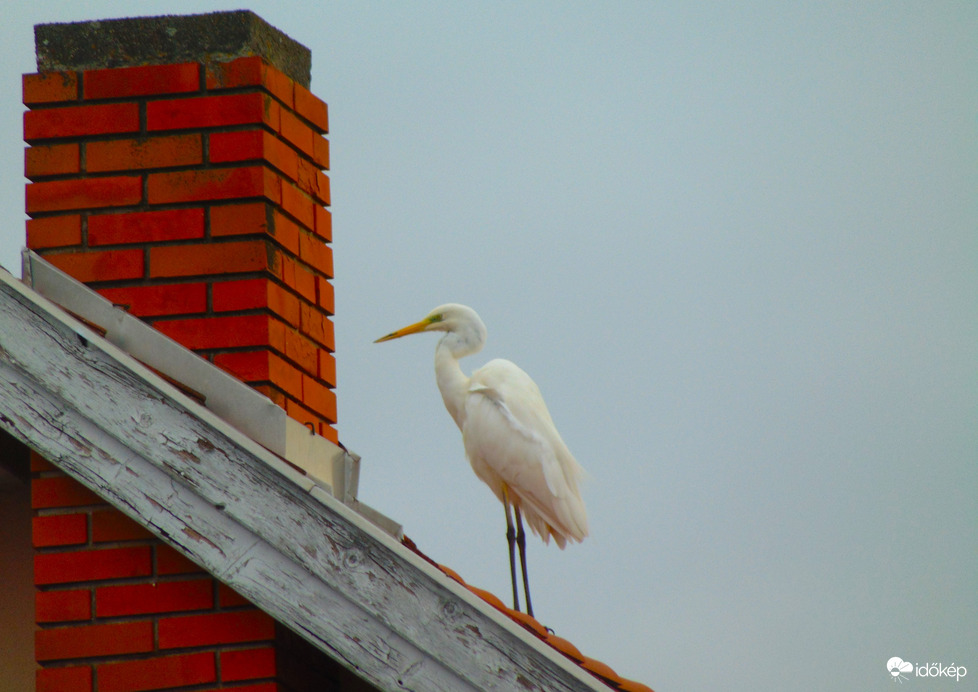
[377,304,588,550]
[462,358,587,547]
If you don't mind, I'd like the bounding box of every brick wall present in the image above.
[23,54,336,441]
[31,452,278,692]
[20,12,364,691]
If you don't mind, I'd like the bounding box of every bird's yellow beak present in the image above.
[374,318,432,343]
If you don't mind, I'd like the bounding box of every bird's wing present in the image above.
[463,359,587,546]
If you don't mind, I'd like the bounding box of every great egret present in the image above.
[375,304,588,616]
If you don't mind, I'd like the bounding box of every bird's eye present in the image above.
[429,314,443,324]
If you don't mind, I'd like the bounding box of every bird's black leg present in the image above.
[503,487,521,612]
[515,506,533,618]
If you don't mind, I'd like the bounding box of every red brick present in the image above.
[269,316,287,353]
[206,56,294,106]
[268,134,302,181]
[147,166,280,205]
[84,63,200,99]
[269,210,300,254]
[209,129,263,162]
[270,353,303,400]
[261,63,295,107]
[210,201,270,237]
[217,583,253,607]
[220,646,277,681]
[147,92,277,131]
[319,351,337,388]
[269,283,301,326]
[44,249,144,283]
[284,330,318,377]
[33,513,88,547]
[212,278,266,311]
[89,208,205,245]
[295,160,318,200]
[299,232,333,277]
[214,278,299,326]
[315,169,330,204]
[278,108,315,158]
[154,314,273,350]
[35,546,153,585]
[26,176,142,213]
[158,610,275,649]
[91,508,155,542]
[300,303,335,350]
[316,275,335,315]
[36,665,92,692]
[31,451,55,472]
[27,215,82,249]
[97,283,207,318]
[210,131,303,184]
[156,544,205,575]
[25,142,81,178]
[87,134,203,172]
[301,375,337,424]
[317,171,331,206]
[96,578,214,616]
[297,159,330,206]
[278,255,294,291]
[314,205,331,242]
[36,620,153,661]
[294,83,329,133]
[149,239,274,278]
[312,134,330,170]
[285,398,330,434]
[205,56,266,90]
[97,651,217,692]
[289,260,316,303]
[24,102,139,140]
[278,284,301,327]
[280,182,316,228]
[32,476,102,509]
[36,588,92,622]
[24,71,79,104]
[214,350,270,382]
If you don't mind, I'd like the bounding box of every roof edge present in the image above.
[0,264,610,692]
[23,250,401,535]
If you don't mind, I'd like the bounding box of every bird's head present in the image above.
[375,303,487,356]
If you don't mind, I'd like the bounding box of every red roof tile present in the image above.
[544,633,584,662]
[400,535,653,692]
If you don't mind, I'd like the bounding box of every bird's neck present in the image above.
[435,339,470,430]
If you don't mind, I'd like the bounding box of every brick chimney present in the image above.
[24,10,335,441]
[23,12,345,691]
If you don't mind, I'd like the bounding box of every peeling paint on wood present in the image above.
[0,269,606,692]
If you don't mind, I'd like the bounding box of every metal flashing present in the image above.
[20,250,397,537]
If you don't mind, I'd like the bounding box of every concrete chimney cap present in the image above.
[35,10,312,87]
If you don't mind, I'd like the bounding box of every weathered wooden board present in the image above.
[23,250,376,515]
[0,269,605,692]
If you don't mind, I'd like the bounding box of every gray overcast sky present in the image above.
[2,3,976,691]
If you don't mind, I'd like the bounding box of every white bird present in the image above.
[375,304,588,616]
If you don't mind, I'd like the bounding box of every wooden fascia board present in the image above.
[22,250,378,518]
[0,268,606,692]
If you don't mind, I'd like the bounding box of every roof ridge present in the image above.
[5,256,654,691]
[399,535,654,692]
